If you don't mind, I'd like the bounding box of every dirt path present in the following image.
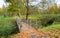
[9,17,60,38]
[10,22,51,38]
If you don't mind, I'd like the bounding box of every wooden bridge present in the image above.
[10,16,60,38]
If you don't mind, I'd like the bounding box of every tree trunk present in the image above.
[26,0,29,22]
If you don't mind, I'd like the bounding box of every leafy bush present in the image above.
[40,16,55,26]
[23,15,60,29]
[40,15,60,26]
[0,17,19,38]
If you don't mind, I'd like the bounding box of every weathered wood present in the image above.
[15,16,36,32]
[11,16,51,38]
[16,16,22,32]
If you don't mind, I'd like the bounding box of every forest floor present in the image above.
[0,15,60,38]
[9,22,60,38]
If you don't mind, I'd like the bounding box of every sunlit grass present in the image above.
[40,24,60,31]
[20,14,60,19]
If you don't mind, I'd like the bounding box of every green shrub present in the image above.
[25,15,60,28]
[38,15,60,27]
[0,17,19,38]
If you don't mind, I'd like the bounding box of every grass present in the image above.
[39,23,60,35]
[20,14,60,19]
[37,24,60,38]
[40,24,60,31]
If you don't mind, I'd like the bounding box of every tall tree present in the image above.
[5,0,26,16]
[26,0,29,21]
